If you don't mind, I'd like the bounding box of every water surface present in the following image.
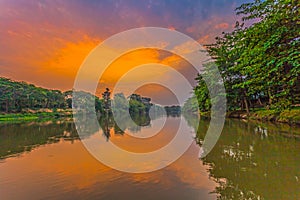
[0,116,299,199]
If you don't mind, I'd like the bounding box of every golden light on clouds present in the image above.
[29,34,194,99]
[96,48,192,99]
[99,49,162,84]
[1,0,239,94]
[37,35,101,90]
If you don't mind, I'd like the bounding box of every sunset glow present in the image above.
[1,1,299,199]
[0,0,244,98]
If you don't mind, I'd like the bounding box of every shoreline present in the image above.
[228,109,300,125]
[0,109,73,123]
[201,108,300,126]
[1,108,299,126]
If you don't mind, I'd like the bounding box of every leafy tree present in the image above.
[128,93,152,114]
[195,0,300,113]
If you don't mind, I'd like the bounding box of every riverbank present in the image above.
[0,109,73,123]
[200,108,300,125]
[227,108,300,125]
[2,107,300,126]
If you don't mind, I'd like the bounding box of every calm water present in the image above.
[0,115,299,200]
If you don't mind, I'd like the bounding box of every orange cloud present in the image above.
[38,35,101,90]
[96,48,191,96]
[99,49,161,84]
[1,0,240,95]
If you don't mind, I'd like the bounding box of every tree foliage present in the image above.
[195,0,300,113]
[0,77,103,113]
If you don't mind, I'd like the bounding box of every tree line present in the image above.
[0,77,69,113]
[0,77,164,115]
[193,0,299,114]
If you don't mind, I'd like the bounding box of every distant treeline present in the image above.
[0,77,165,115]
[164,105,181,117]
[188,0,299,114]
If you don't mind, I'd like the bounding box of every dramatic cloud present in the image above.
[0,0,250,101]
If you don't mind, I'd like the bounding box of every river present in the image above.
[0,115,299,199]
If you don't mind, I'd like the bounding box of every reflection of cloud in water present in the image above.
[0,117,216,199]
[82,114,198,173]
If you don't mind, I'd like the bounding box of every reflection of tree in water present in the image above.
[98,113,114,141]
[183,114,300,200]
[0,111,157,158]
[128,113,150,133]
[98,112,156,139]
[74,113,101,138]
[164,105,181,117]
[0,120,79,159]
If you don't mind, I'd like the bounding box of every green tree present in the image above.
[196,0,300,113]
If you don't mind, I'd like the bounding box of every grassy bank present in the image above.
[226,108,300,125]
[0,109,73,123]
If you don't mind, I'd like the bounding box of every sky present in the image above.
[0,0,250,104]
